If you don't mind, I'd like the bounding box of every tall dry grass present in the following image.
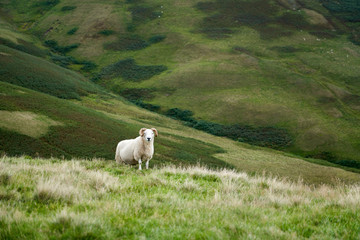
[0,156,359,239]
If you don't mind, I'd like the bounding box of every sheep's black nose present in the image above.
[147,138,151,141]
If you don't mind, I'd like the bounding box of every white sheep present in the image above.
[115,128,158,170]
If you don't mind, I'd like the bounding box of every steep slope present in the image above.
[0,17,102,99]
[0,45,102,99]
[1,156,360,239]
[0,81,231,169]
[2,0,359,166]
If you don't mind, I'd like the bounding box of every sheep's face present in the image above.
[141,128,155,142]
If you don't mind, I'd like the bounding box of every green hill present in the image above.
[1,0,359,167]
[1,156,359,239]
[1,1,360,185]
[0,80,233,170]
[3,79,360,184]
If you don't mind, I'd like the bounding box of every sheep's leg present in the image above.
[138,159,142,170]
[146,160,149,170]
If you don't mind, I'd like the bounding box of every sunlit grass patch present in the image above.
[34,177,77,203]
[0,111,63,138]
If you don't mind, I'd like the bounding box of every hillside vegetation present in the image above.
[0,45,102,99]
[0,80,233,170]
[1,156,359,239]
[0,7,360,184]
[3,80,360,184]
[1,0,360,166]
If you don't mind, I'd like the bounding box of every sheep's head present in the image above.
[139,128,158,142]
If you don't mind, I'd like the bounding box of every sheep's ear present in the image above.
[151,128,158,137]
[139,128,146,136]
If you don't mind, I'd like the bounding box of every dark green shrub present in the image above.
[126,23,136,32]
[132,100,161,112]
[61,5,77,11]
[118,88,155,101]
[190,120,224,136]
[148,35,166,44]
[277,11,311,29]
[41,0,59,7]
[59,43,79,54]
[104,34,167,51]
[80,61,97,72]
[129,6,161,23]
[30,0,59,16]
[323,0,360,22]
[165,108,195,122]
[126,0,143,3]
[125,1,163,31]
[67,27,78,35]
[33,0,59,10]
[95,58,167,81]
[163,107,292,149]
[334,159,360,169]
[50,55,78,67]
[44,40,79,55]
[195,0,323,40]
[196,1,217,12]
[98,30,115,36]
[307,152,360,169]
[44,39,57,48]
[195,0,278,39]
[193,121,292,149]
[50,55,97,72]
[349,31,360,45]
[104,35,149,51]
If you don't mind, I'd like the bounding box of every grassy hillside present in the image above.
[0,8,359,184]
[0,45,102,99]
[0,16,103,99]
[2,0,360,166]
[77,92,360,184]
[0,17,45,57]
[0,81,233,170]
[3,80,360,184]
[1,156,359,239]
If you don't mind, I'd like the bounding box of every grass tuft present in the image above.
[0,173,11,186]
[34,178,76,203]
